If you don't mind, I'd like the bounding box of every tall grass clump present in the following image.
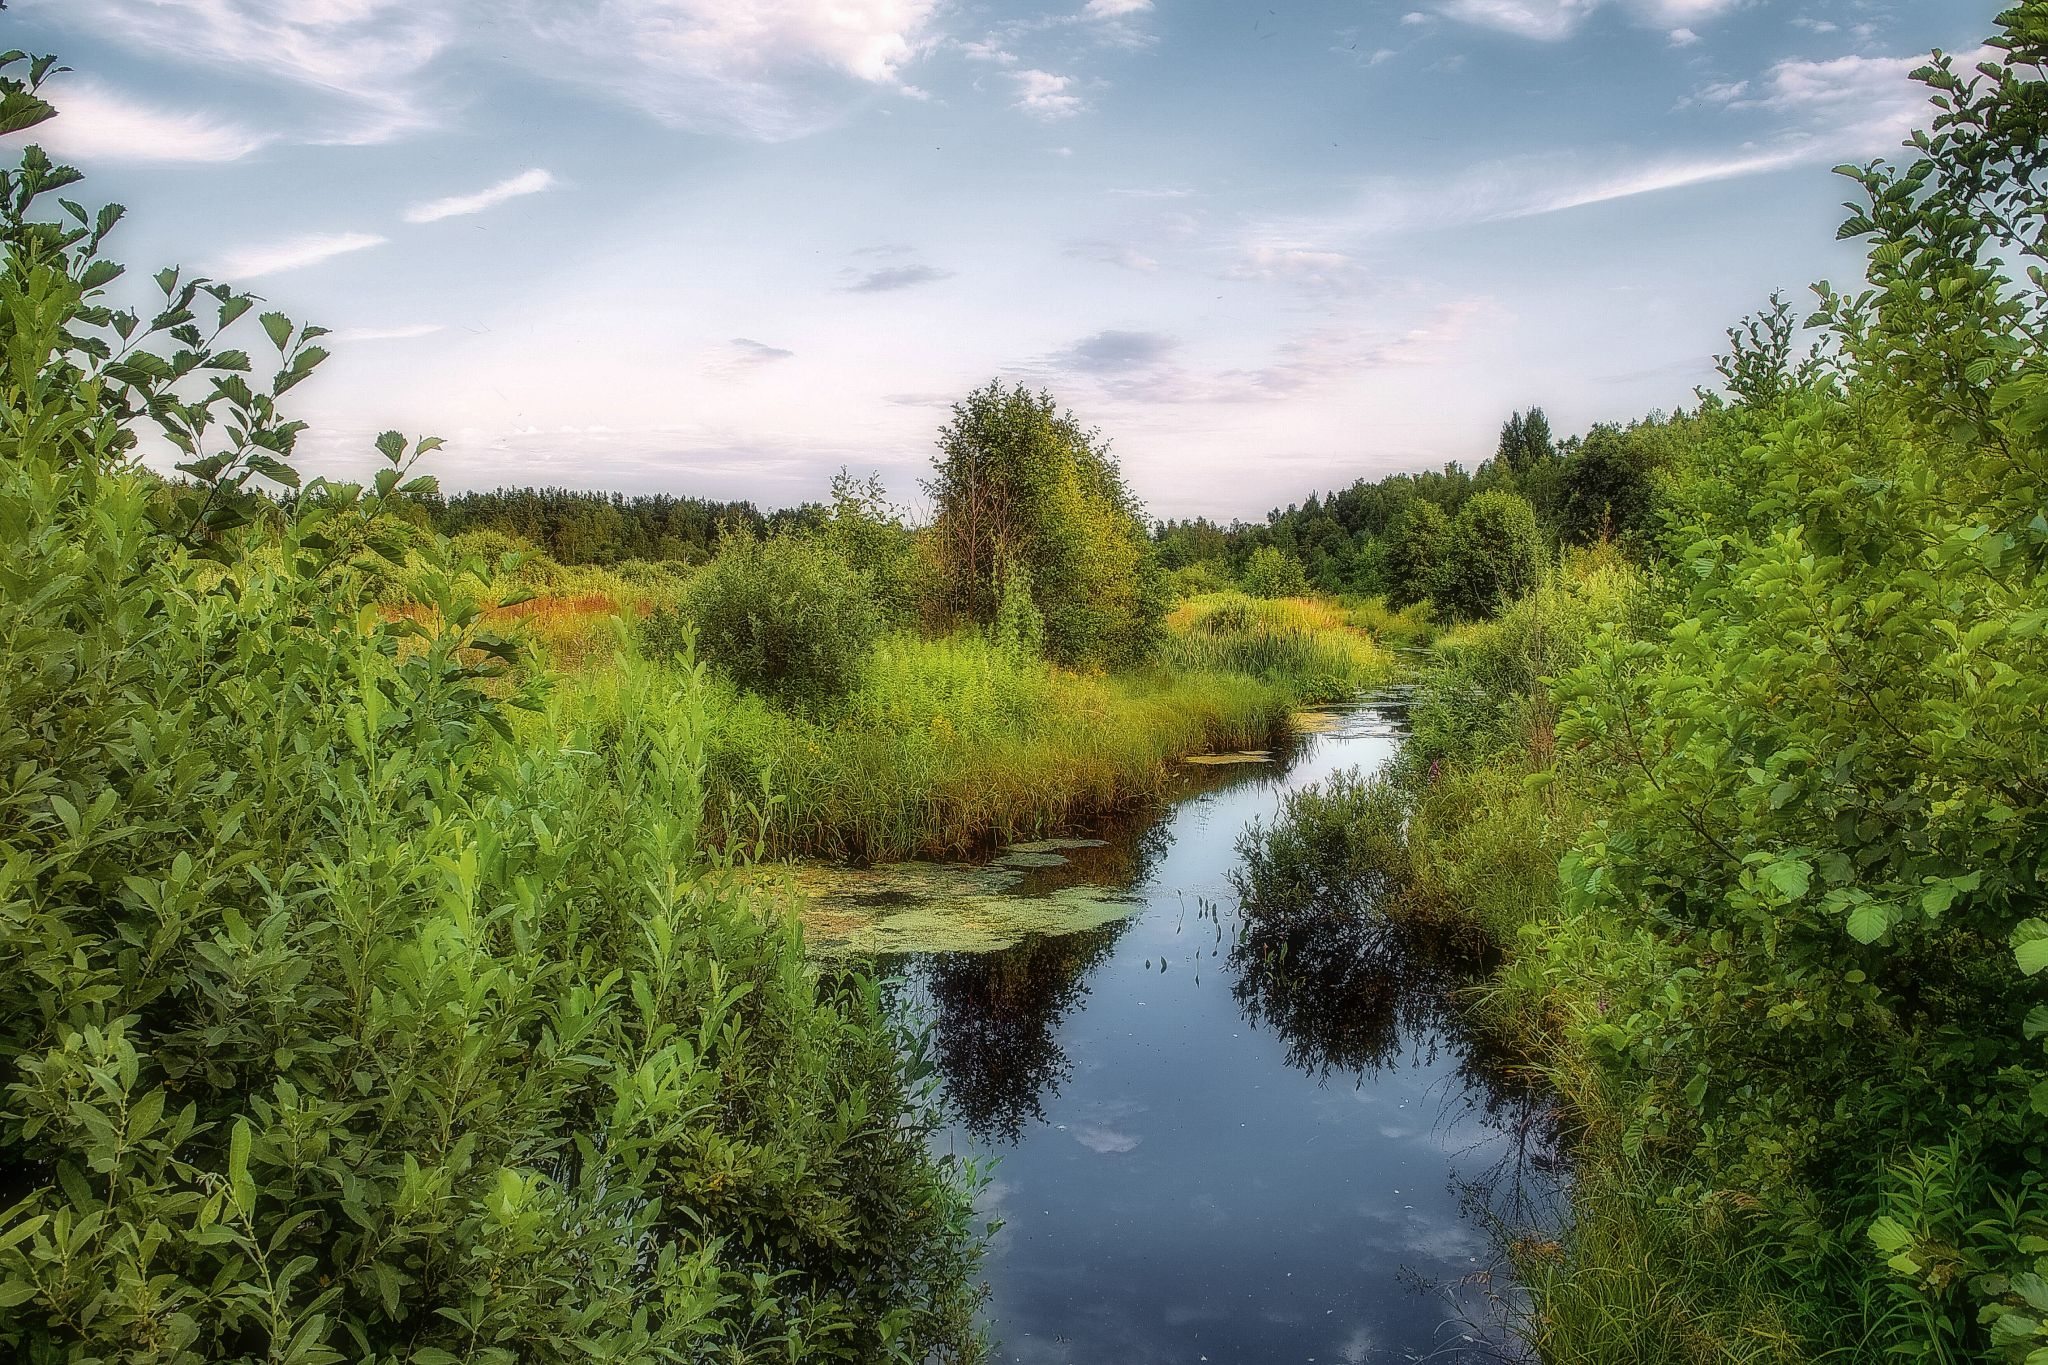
[0,66,985,1362]
[568,631,1293,861]
[1164,591,1394,702]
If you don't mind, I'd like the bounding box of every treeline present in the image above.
[1156,404,1679,613]
[425,486,824,564]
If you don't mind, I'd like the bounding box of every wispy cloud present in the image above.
[29,79,270,163]
[216,232,388,280]
[844,263,955,292]
[1066,239,1161,272]
[1228,243,1369,293]
[54,0,451,144]
[1057,330,1180,372]
[508,0,944,140]
[1014,69,1086,119]
[404,169,557,224]
[1434,0,1743,42]
[52,0,944,146]
[709,337,797,375]
[330,322,445,343]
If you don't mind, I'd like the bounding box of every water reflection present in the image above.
[847,704,1564,1363]
[921,923,1126,1142]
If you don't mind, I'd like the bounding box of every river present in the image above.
[810,698,1563,1363]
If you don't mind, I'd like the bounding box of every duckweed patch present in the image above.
[770,858,1143,956]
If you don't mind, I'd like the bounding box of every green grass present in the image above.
[557,631,1303,861]
[1163,591,1397,702]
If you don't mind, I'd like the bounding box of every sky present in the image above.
[6,0,2008,521]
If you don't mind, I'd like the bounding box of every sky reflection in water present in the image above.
[878,706,1563,1364]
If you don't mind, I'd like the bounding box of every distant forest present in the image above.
[433,404,1677,596]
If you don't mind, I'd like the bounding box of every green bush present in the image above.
[1428,490,1542,621]
[0,63,984,1363]
[680,532,883,711]
[1241,544,1309,598]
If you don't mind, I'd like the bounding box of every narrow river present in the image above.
[811,700,1562,1363]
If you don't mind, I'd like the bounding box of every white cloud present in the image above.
[29,79,269,162]
[509,0,945,139]
[404,168,557,223]
[1229,243,1369,293]
[1433,0,1743,41]
[1669,27,1699,46]
[47,0,944,145]
[47,0,451,144]
[1013,69,1086,119]
[1066,239,1160,271]
[215,231,387,280]
[708,337,796,375]
[959,38,1018,63]
[1084,0,1152,16]
[330,322,446,342]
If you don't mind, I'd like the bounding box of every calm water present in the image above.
[885,702,1562,1364]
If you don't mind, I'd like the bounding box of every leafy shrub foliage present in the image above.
[1428,490,1542,622]
[1240,544,1309,598]
[0,62,984,1364]
[678,531,883,712]
[926,381,1169,668]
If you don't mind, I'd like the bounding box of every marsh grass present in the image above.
[1163,591,1395,701]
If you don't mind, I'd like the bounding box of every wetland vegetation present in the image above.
[5,5,2048,1362]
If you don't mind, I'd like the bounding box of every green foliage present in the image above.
[1241,544,1309,598]
[678,531,883,712]
[1556,422,1664,547]
[0,64,985,1363]
[1382,499,1451,610]
[824,468,927,631]
[1162,592,1394,704]
[1404,14,2048,1360]
[1428,489,1542,621]
[1233,769,1410,917]
[927,381,1168,668]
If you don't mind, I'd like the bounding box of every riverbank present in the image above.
[554,616,1400,863]
[1346,549,1865,1363]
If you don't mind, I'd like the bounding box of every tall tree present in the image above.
[926,381,1167,667]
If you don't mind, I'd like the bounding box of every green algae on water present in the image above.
[767,855,1142,956]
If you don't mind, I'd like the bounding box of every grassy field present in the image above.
[455,561,1412,862]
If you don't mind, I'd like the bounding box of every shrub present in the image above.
[0,65,985,1363]
[1429,489,1542,621]
[1241,544,1309,598]
[681,531,883,711]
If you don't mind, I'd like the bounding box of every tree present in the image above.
[926,381,1167,667]
[1242,544,1309,597]
[1556,423,1662,546]
[1496,407,1556,475]
[1429,490,1541,620]
[1382,499,1451,609]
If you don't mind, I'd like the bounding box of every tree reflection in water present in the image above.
[921,922,1128,1142]
[907,817,1171,1143]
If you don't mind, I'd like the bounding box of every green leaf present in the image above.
[259,311,294,352]
[1869,1216,1912,1253]
[2014,919,2048,977]
[1846,901,1889,944]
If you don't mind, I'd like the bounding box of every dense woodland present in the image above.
[3,4,2048,1364]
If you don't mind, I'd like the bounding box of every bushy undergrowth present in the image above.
[662,532,883,712]
[0,73,984,1363]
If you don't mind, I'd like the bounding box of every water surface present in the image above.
[850,703,1562,1363]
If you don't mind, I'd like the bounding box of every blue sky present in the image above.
[9,0,2005,520]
